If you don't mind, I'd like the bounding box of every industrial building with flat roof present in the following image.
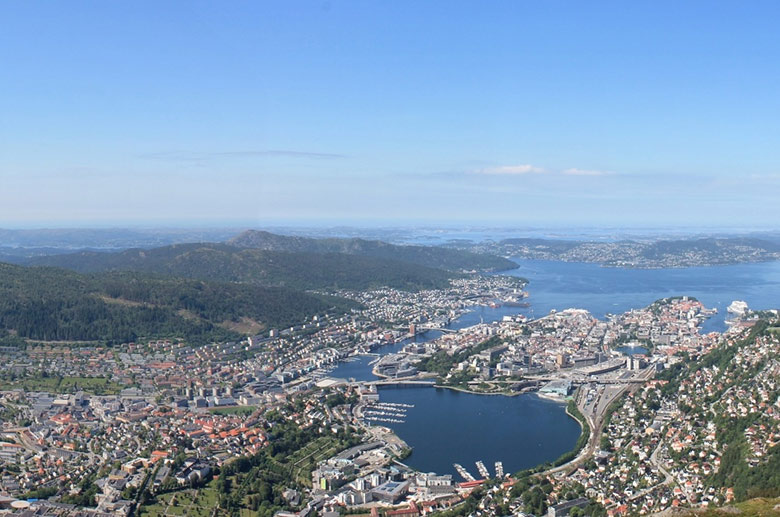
[539,379,572,397]
[371,480,410,503]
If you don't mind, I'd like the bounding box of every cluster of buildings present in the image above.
[612,298,719,354]
[378,298,717,394]
[335,275,527,331]
[468,317,778,517]
[566,384,677,514]
[655,326,779,505]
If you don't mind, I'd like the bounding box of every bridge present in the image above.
[416,326,458,334]
[367,379,437,387]
[395,326,458,334]
[589,378,648,385]
[358,374,438,387]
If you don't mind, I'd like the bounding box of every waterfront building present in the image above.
[539,380,572,397]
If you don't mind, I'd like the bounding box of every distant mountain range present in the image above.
[0,227,242,250]
[448,237,780,268]
[22,230,517,291]
[227,230,518,271]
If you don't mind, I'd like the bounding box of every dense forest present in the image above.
[27,244,457,291]
[0,263,356,345]
[227,230,518,271]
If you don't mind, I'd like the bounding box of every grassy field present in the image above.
[139,480,224,517]
[208,405,257,416]
[139,474,291,517]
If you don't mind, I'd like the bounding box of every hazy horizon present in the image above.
[2,221,779,238]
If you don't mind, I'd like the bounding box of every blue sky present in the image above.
[2,1,779,228]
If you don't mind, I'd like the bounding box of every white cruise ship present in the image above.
[727,300,748,316]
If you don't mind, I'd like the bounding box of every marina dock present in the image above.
[453,463,476,481]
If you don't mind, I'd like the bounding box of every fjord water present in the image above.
[502,259,780,333]
[332,259,780,478]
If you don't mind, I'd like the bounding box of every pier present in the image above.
[359,401,413,425]
[453,463,476,482]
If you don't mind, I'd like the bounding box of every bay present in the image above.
[377,387,581,479]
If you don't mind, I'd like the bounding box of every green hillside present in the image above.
[0,262,356,345]
[27,243,455,291]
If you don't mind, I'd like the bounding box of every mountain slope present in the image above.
[0,262,356,345]
[227,230,518,271]
[26,243,456,291]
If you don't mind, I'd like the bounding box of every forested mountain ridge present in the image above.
[227,230,518,271]
[0,262,357,345]
[26,243,455,291]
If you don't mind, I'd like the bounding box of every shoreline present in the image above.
[540,399,591,473]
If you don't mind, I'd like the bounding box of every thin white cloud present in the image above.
[471,164,614,177]
[473,164,546,175]
[562,168,613,176]
[139,149,346,161]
